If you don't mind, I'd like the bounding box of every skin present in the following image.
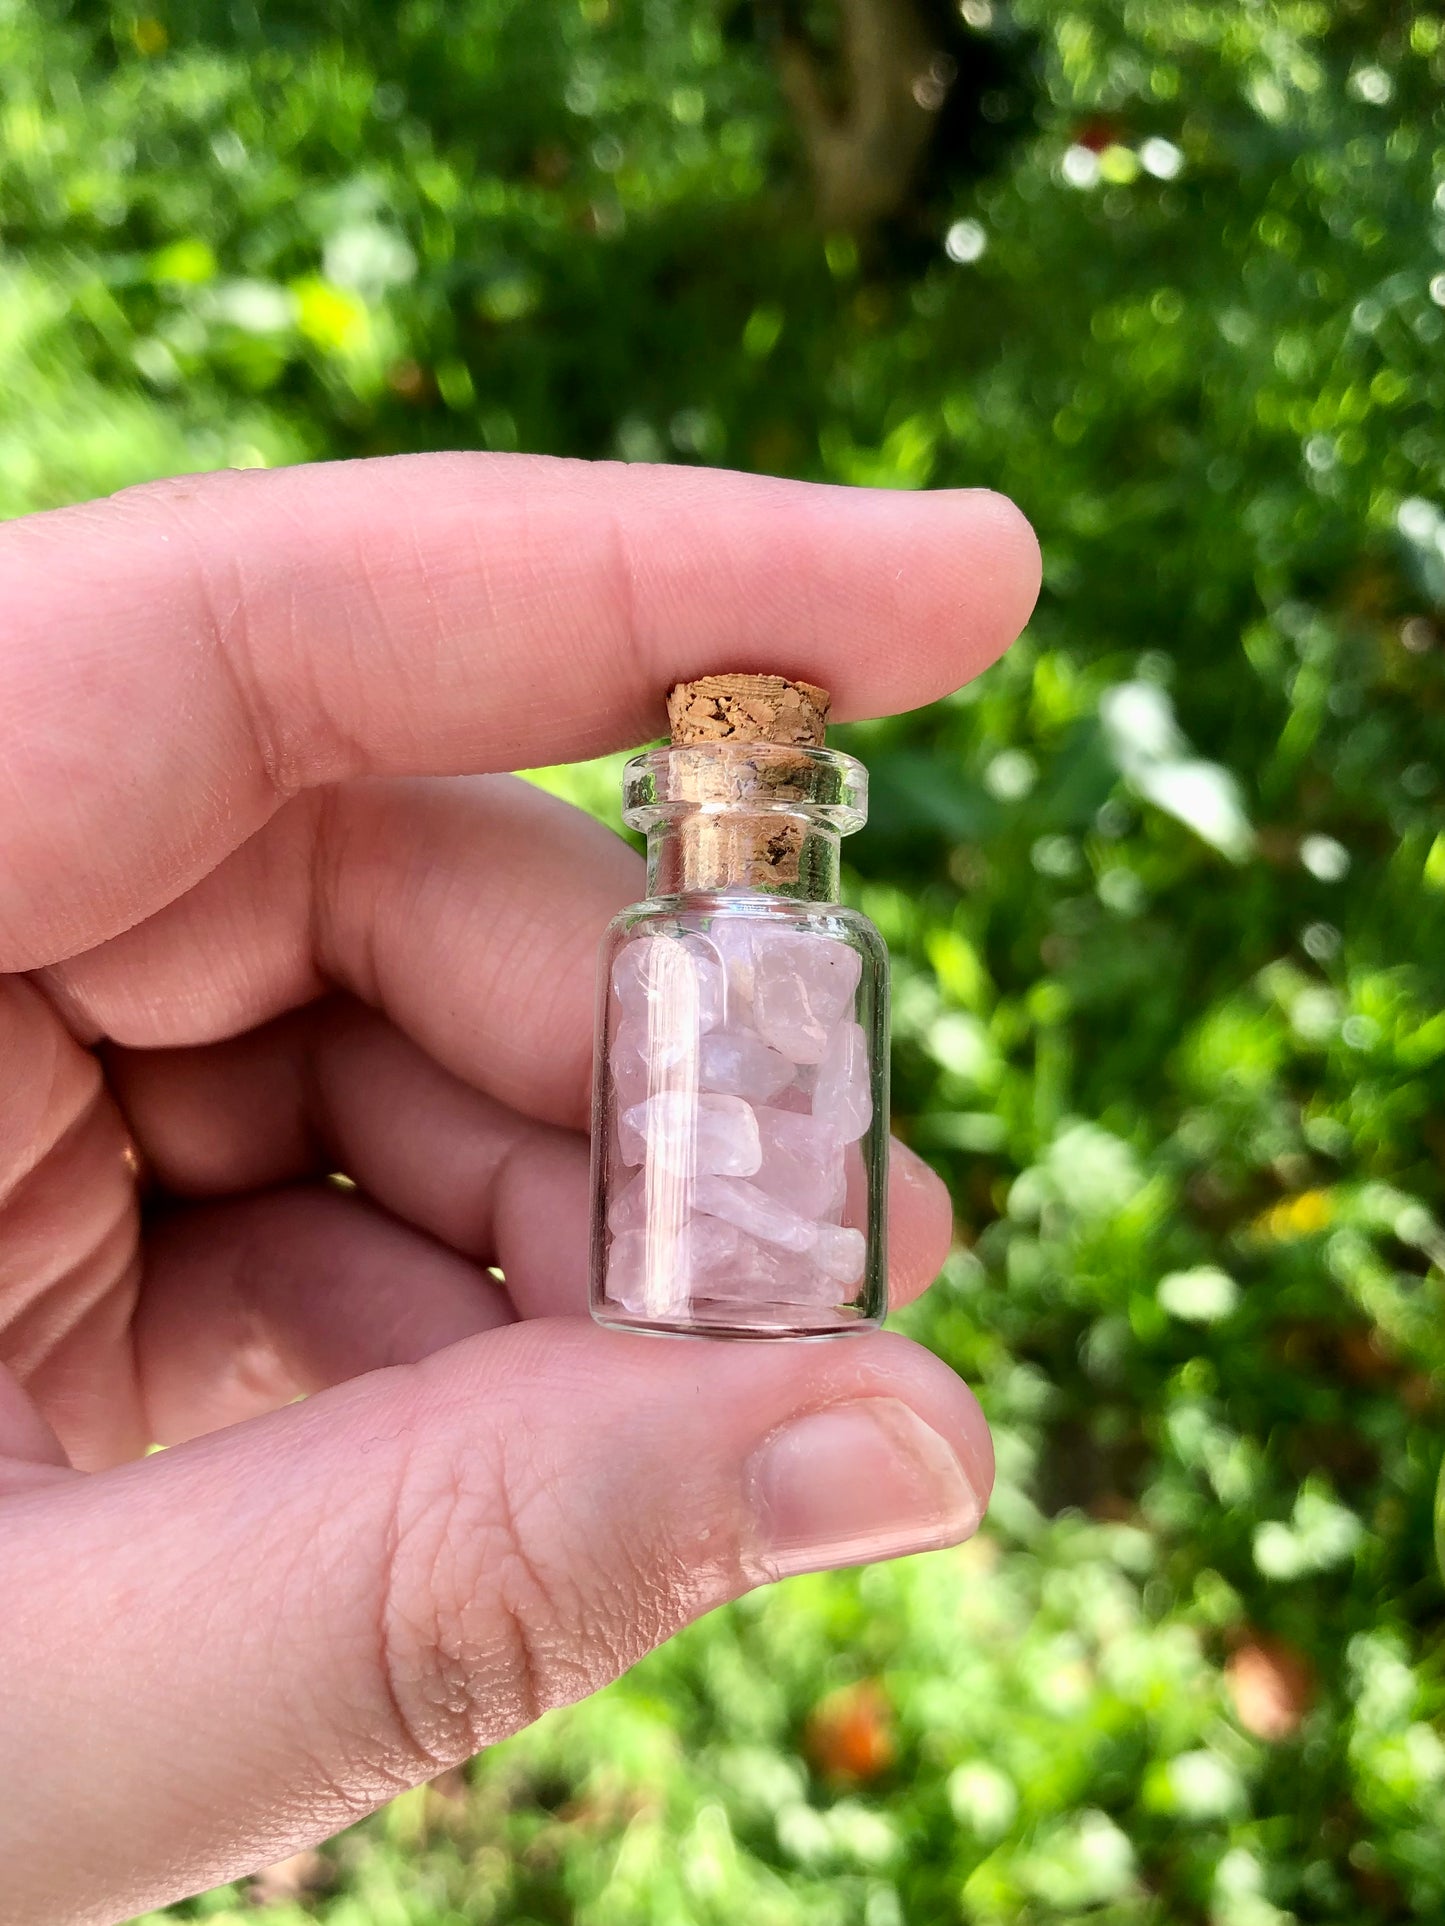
[0,454,1040,1925]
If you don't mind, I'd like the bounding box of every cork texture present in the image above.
[663,674,830,889]
[667,673,830,747]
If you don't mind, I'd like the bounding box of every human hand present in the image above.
[0,455,1039,1924]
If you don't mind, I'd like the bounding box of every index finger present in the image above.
[0,455,1039,969]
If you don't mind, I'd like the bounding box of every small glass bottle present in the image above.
[589,674,889,1338]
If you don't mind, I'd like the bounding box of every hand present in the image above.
[0,454,1039,1924]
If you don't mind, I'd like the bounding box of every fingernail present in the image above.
[741,1397,985,1583]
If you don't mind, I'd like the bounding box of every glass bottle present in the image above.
[589,674,889,1338]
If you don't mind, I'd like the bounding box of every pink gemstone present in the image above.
[606,1170,693,1239]
[683,1213,747,1280]
[812,1020,872,1143]
[769,1079,814,1115]
[611,933,724,1035]
[605,1227,689,1317]
[697,1028,795,1103]
[824,1164,848,1220]
[713,1235,841,1307]
[606,1214,758,1314]
[618,1092,762,1177]
[774,1254,845,1307]
[679,934,729,1029]
[751,931,863,1064]
[608,1022,651,1111]
[692,1173,817,1252]
[750,1106,845,1220]
[696,919,758,1024]
[606,1170,648,1235]
[612,1015,698,1087]
[811,1222,866,1286]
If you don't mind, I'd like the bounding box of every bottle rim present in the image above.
[621,742,868,835]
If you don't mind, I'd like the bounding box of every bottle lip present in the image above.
[621,742,868,834]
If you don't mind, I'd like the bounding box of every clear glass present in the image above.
[588,742,889,1338]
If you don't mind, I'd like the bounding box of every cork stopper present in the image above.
[660,675,832,891]
[667,674,830,748]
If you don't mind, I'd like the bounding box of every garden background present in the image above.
[6,0,1445,1919]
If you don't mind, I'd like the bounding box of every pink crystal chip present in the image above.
[607,1171,649,1236]
[619,1091,762,1177]
[606,1228,689,1317]
[692,1172,819,1253]
[697,1028,795,1103]
[695,919,757,1020]
[811,1222,867,1285]
[813,1019,872,1143]
[751,932,862,1064]
[612,933,724,1034]
[608,1023,651,1111]
[751,1106,845,1220]
[606,1216,749,1316]
[702,1233,840,1308]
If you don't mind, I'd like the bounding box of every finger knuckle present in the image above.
[110,479,293,794]
[374,1429,626,1771]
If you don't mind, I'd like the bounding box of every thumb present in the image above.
[1,1319,991,1926]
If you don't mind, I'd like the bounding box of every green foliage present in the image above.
[9,0,1445,1918]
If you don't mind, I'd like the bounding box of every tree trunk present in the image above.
[773,0,951,231]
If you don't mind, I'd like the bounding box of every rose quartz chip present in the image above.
[751,931,863,1063]
[750,1106,846,1220]
[692,1173,817,1252]
[697,1028,795,1103]
[619,1091,762,1177]
[606,1170,693,1239]
[609,1000,709,1105]
[606,1216,750,1313]
[701,1233,841,1307]
[607,1171,648,1236]
[768,1080,814,1114]
[698,919,757,1022]
[608,1023,651,1111]
[679,933,729,1028]
[770,1254,844,1306]
[684,1213,747,1279]
[811,1222,866,1285]
[812,1019,872,1143]
[611,933,723,1034]
[606,1228,689,1316]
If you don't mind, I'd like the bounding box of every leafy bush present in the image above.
[6,0,1445,1918]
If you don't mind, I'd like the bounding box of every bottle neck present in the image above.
[623,740,867,906]
[645,813,842,901]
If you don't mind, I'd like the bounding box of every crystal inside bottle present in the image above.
[588,716,889,1338]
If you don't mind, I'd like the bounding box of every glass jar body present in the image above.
[589,895,889,1338]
